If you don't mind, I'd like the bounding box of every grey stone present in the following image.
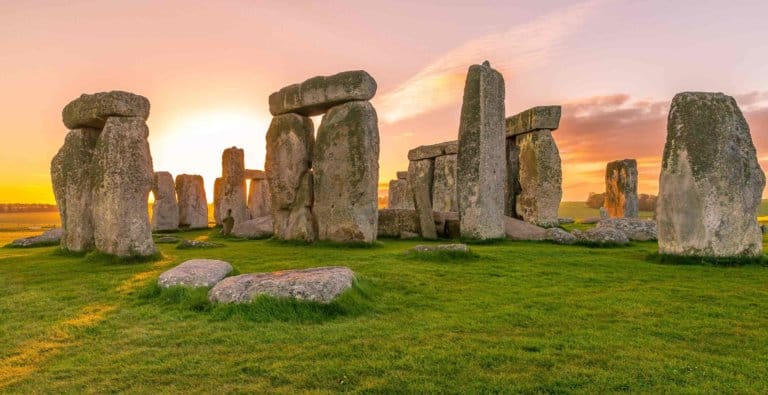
[658,92,765,257]
[578,217,601,225]
[314,101,379,243]
[62,91,150,130]
[504,216,547,241]
[266,113,316,242]
[158,259,232,288]
[220,147,249,226]
[505,106,561,137]
[573,227,629,246]
[209,266,355,304]
[377,209,420,238]
[269,70,377,116]
[244,169,266,180]
[213,177,223,226]
[505,136,521,217]
[232,216,273,239]
[175,174,208,229]
[51,128,100,252]
[515,130,562,228]
[151,172,179,232]
[247,178,272,219]
[558,217,574,225]
[396,171,408,180]
[177,239,224,249]
[605,159,639,218]
[10,228,63,248]
[432,154,458,213]
[457,62,506,240]
[407,140,459,161]
[599,207,609,219]
[410,244,469,253]
[90,117,155,257]
[408,159,437,239]
[597,218,657,241]
[387,179,414,210]
[400,231,420,239]
[546,227,576,245]
[433,211,460,238]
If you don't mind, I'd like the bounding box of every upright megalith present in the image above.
[387,172,413,210]
[175,174,208,229]
[151,171,179,232]
[314,101,380,243]
[506,105,562,228]
[51,128,100,252]
[408,158,437,239]
[220,147,248,226]
[52,90,156,257]
[90,117,155,257]
[433,154,458,213]
[605,159,638,218]
[213,177,223,225]
[456,61,506,239]
[265,113,316,241]
[247,177,271,219]
[657,92,765,257]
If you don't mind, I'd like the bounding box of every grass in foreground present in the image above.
[0,228,767,392]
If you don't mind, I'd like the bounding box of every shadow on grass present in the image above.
[3,240,60,249]
[265,238,384,250]
[574,241,631,249]
[646,252,768,267]
[137,278,376,323]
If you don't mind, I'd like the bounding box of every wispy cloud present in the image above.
[376,1,602,124]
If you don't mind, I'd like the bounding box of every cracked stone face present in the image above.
[604,159,639,218]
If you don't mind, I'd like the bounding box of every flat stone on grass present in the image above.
[158,259,233,288]
[176,240,225,249]
[410,244,469,253]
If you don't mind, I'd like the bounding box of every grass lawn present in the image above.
[1,226,767,393]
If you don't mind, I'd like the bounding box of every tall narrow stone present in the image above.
[657,92,765,257]
[248,178,272,219]
[220,147,248,225]
[51,128,100,252]
[605,159,638,218]
[408,159,436,239]
[387,178,413,210]
[265,113,316,242]
[151,171,179,231]
[505,137,521,217]
[456,61,506,239]
[432,154,458,213]
[175,174,208,229]
[90,117,155,257]
[314,101,380,243]
[213,177,223,225]
[515,130,562,228]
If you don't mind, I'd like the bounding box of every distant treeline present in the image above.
[586,193,657,212]
[0,204,58,213]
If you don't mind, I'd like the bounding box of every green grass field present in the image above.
[1,222,768,393]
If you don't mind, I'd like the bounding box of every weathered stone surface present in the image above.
[599,207,609,219]
[209,266,355,304]
[504,216,547,241]
[244,169,266,180]
[314,101,379,243]
[213,177,223,225]
[505,136,521,218]
[605,159,639,218]
[558,217,574,225]
[9,228,63,248]
[387,179,414,210]
[266,113,316,242]
[90,117,155,257]
[377,209,420,238]
[269,71,377,116]
[407,140,459,161]
[175,174,208,229]
[597,218,657,241]
[220,147,248,226]
[51,128,100,252]
[658,92,765,257]
[408,159,437,239]
[457,62,506,240]
[232,216,273,239]
[247,178,272,219]
[546,228,576,245]
[62,91,150,130]
[158,259,232,288]
[177,239,224,249]
[515,130,562,228]
[578,217,601,225]
[432,154,458,213]
[506,106,561,137]
[573,227,629,246]
[410,244,469,253]
[396,171,408,180]
[151,172,179,232]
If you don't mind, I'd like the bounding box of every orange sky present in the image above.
[1,1,767,204]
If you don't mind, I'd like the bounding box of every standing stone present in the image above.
[265,113,316,242]
[90,117,155,257]
[605,159,639,218]
[151,171,179,232]
[456,61,506,239]
[314,101,380,243]
[213,177,223,225]
[505,137,521,218]
[220,147,248,226]
[657,92,765,257]
[51,128,100,252]
[408,159,437,239]
[175,174,208,229]
[515,130,562,228]
[387,178,413,210]
[432,154,458,212]
[247,178,272,219]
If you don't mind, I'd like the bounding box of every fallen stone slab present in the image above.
[176,240,224,249]
[377,209,420,238]
[158,259,233,288]
[208,266,355,304]
[546,228,576,245]
[504,216,547,241]
[505,106,561,137]
[407,140,459,161]
[269,70,377,116]
[9,228,63,248]
[597,218,657,241]
[232,216,273,239]
[410,244,469,253]
[62,91,150,130]
[573,227,629,246]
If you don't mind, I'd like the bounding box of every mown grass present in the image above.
[1,227,768,392]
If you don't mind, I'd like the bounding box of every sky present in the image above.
[0,0,766,203]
